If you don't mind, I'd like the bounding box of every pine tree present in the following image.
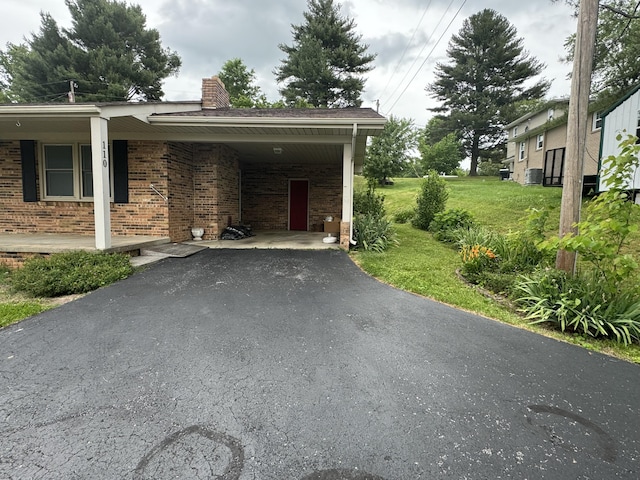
[1,0,181,102]
[428,9,549,175]
[275,0,376,108]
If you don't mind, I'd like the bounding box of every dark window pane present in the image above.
[44,145,73,170]
[46,171,74,196]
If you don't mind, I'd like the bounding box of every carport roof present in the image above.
[0,101,386,166]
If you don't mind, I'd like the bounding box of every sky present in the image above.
[0,0,578,129]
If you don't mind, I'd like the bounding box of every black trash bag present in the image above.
[220,225,254,240]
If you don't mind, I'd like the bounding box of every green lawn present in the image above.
[352,175,640,364]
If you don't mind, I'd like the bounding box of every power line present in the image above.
[376,0,433,101]
[380,0,458,111]
[385,0,468,115]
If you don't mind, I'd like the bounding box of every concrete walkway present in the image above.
[1,250,638,479]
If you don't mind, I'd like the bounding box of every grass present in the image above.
[0,268,50,328]
[352,175,640,364]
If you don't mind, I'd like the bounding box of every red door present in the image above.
[289,180,309,231]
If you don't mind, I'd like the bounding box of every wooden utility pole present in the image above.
[556,0,599,273]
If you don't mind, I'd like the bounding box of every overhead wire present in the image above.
[376,0,433,101]
[383,0,468,115]
[379,0,458,112]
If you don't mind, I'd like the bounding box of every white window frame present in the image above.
[512,126,518,137]
[40,143,113,201]
[592,111,602,131]
[547,109,555,121]
[518,141,526,161]
[536,134,544,150]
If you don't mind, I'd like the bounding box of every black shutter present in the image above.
[20,140,38,202]
[112,140,129,203]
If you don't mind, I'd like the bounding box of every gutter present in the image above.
[350,122,358,246]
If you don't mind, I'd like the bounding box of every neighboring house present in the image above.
[504,99,601,190]
[0,76,386,256]
[598,82,640,203]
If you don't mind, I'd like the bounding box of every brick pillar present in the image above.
[202,76,230,109]
[340,221,351,250]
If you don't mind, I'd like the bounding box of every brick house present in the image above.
[503,99,601,189]
[0,77,386,256]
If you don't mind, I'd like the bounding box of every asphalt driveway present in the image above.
[1,249,639,479]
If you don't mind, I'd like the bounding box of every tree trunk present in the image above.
[556,0,599,273]
[469,134,480,176]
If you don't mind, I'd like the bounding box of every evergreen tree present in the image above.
[275,0,376,108]
[1,0,181,102]
[428,9,549,175]
[363,116,417,186]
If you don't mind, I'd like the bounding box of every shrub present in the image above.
[543,134,640,295]
[412,171,448,230]
[478,161,502,177]
[354,188,386,219]
[11,250,134,297]
[393,208,415,224]
[430,208,475,243]
[353,213,398,252]
[516,269,640,345]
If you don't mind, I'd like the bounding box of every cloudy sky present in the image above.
[0,0,577,127]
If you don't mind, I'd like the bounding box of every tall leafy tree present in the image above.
[561,0,640,103]
[428,9,549,176]
[419,133,463,175]
[1,0,181,102]
[363,116,417,186]
[218,58,265,108]
[275,0,376,108]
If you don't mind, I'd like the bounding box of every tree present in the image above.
[561,0,640,103]
[428,9,549,176]
[218,58,265,108]
[275,0,376,107]
[1,0,181,102]
[363,117,417,186]
[419,133,463,175]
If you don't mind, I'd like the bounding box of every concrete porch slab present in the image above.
[186,231,342,250]
[0,233,171,254]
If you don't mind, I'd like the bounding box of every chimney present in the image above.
[202,76,230,109]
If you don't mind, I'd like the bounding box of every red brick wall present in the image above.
[167,142,195,242]
[0,140,171,237]
[193,144,239,239]
[241,162,342,231]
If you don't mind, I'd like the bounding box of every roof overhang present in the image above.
[0,103,385,167]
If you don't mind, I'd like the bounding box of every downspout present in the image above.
[350,122,358,245]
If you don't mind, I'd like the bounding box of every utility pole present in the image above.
[556,0,599,273]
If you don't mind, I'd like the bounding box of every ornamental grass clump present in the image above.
[353,187,398,252]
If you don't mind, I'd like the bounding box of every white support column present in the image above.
[90,116,111,250]
[342,143,354,224]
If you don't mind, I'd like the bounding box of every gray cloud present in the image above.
[1,0,576,124]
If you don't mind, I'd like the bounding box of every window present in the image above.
[41,143,112,200]
[636,110,640,141]
[519,141,526,161]
[536,134,544,150]
[548,109,554,121]
[592,111,602,131]
[44,145,75,197]
[513,126,518,137]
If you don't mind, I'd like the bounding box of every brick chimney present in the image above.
[202,76,230,109]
